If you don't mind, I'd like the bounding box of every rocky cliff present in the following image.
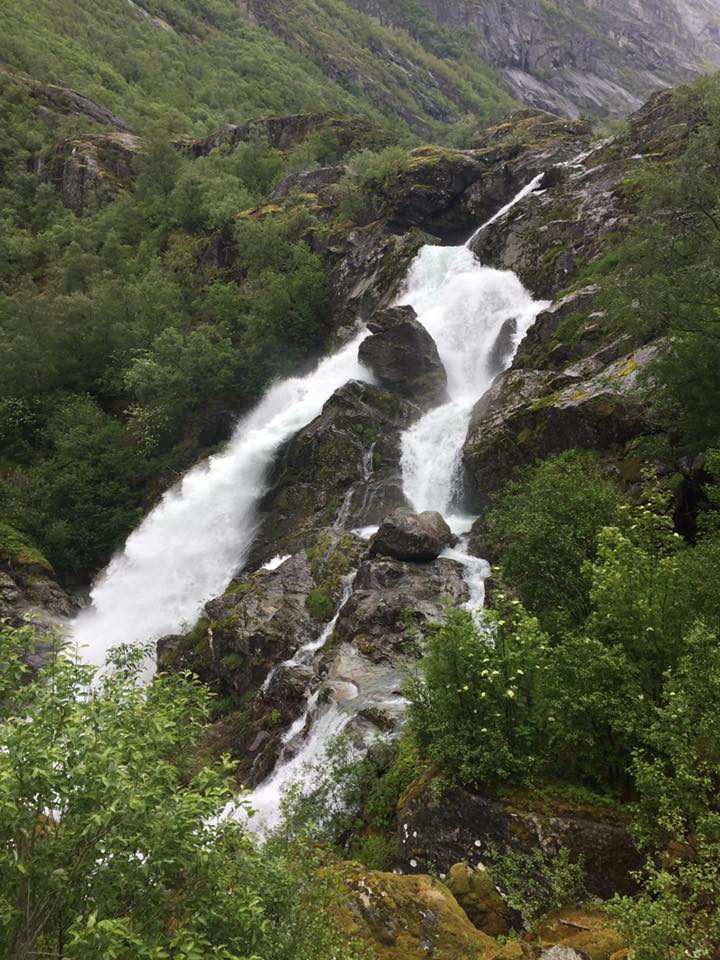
[348,0,720,118]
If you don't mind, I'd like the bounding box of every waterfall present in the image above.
[68,173,548,833]
[398,174,549,528]
[70,332,369,666]
[244,178,549,830]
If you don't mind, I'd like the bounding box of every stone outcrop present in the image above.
[328,225,431,330]
[0,65,131,132]
[445,862,515,937]
[334,552,468,661]
[187,113,386,158]
[379,114,592,241]
[471,92,691,302]
[358,305,447,408]
[158,529,365,698]
[369,509,455,562]
[249,381,419,564]
[41,132,141,213]
[462,344,659,511]
[336,862,499,960]
[396,774,642,898]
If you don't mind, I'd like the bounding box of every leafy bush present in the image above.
[484,846,587,928]
[483,451,623,629]
[0,625,364,959]
[408,604,548,788]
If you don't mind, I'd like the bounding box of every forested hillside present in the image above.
[2,1,720,958]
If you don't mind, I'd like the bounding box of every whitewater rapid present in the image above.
[71,332,370,666]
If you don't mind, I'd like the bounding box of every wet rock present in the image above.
[358,304,448,408]
[159,530,364,698]
[0,559,78,635]
[334,554,469,662]
[486,316,520,379]
[369,508,455,561]
[335,862,499,960]
[250,381,419,564]
[471,92,691,303]
[462,345,660,511]
[329,224,431,329]
[396,776,642,898]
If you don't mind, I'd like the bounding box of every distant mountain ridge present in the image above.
[339,0,720,117]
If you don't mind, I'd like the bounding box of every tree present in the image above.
[611,623,720,959]
[0,625,364,960]
[482,451,623,629]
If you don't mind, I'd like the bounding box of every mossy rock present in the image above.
[446,863,514,937]
[536,908,625,960]
[0,522,53,574]
[334,862,499,960]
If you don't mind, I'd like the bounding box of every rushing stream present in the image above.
[70,176,549,830]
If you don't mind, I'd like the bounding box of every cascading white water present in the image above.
[398,175,549,527]
[245,178,550,830]
[70,332,370,666]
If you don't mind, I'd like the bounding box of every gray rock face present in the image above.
[249,381,420,565]
[334,554,469,661]
[353,0,720,119]
[329,224,432,331]
[462,344,659,511]
[42,132,141,213]
[358,305,448,409]
[369,509,455,562]
[158,529,365,699]
[471,91,691,303]
[396,776,642,898]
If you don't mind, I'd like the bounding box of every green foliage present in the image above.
[0,521,52,571]
[0,79,331,578]
[305,587,335,621]
[592,75,720,450]
[408,604,548,788]
[483,451,623,629]
[610,622,720,958]
[0,625,363,959]
[484,846,587,928]
[364,733,420,830]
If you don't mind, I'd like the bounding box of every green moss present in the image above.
[306,586,335,620]
[0,522,53,572]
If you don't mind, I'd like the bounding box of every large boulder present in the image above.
[335,862,499,960]
[369,508,455,561]
[445,862,515,937]
[334,554,469,662]
[249,381,419,564]
[358,304,448,408]
[158,529,365,699]
[396,774,642,898]
[462,344,660,512]
[42,132,141,213]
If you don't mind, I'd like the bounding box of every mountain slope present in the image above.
[346,0,720,117]
[0,0,515,138]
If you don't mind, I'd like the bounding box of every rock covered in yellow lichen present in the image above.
[335,862,499,959]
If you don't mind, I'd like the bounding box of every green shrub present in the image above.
[408,604,548,788]
[306,587,335,621]
[483,451,624,630]
[484,846,587,928]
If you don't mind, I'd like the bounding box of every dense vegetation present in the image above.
[0,0,513,139]
[399,78,720,958]
[0,627,366,959]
